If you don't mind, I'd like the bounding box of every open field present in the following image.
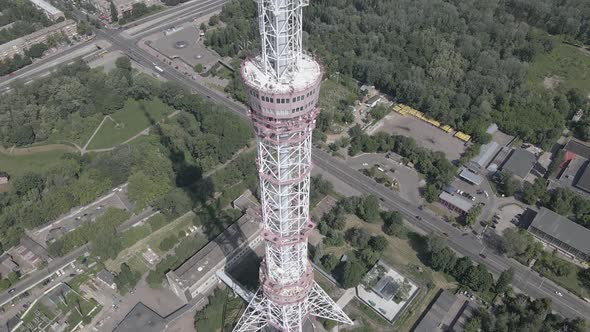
[527,42,590,95]
[86,98,175,150]
[0,149,69,177]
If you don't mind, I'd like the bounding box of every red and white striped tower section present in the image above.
[233,0,352,331]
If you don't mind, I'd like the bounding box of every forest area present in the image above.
[206,0,590,148]
[0,59,253,253]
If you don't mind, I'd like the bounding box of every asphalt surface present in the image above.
[0,245,88,307]
[4,0,590,322]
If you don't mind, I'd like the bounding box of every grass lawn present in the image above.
[532,254,589,299]
[340,214,456,331]
[0,150,68,177]
[106,212,199,271]
[345,298,392,332]
[20,303,56,331]
[86,98,175,150]
[527,41,590,95]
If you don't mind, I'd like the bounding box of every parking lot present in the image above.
[150,23,219,71]
[347,153,423,204]
[369,112,466,161]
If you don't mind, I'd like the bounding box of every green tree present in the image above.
[465,264,493,292]
[340,259,365,288]
[464,318,481,332]
[356,195,380,223]
[423,183,440,202]
[495,268,514,294]
[579,268,590,289]
[495,170,518,197]
[110,1,118,22]
[321,254,339,272]
[209,14,219,26]
[345,227,370,248]
[25,43,48,59]
[369,235,388,252]
[464,205,482,225]
[194,63,204,73]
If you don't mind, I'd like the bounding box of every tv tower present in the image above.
[233,0,352,331]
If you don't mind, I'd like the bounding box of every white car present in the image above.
[362,163,368,166]
[555,291,563,297]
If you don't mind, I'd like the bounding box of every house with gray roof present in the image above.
[501,148,537,180]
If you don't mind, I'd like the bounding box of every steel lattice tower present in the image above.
[233,0,352,331]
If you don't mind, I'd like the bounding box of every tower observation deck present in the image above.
[233,1,352,331]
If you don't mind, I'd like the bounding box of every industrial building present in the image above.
[438,191,473,215]
[27,0,65,21]
[501,148,537,181]
[413,290,477,332]
[166,209,262,303]
[0,19,77,60]
[528,207,590,262]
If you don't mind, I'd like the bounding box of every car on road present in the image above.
[415,215,422,220]
[8,288,16,294]
[479,253,487,259]
[442,232,449,237]
[362,162,368,166]
[555,291,563,297]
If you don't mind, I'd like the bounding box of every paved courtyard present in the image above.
[369,112,466,161]
[150,23,219,70]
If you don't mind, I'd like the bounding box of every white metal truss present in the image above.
[257,0,308,82]
[234,282,353,332]
[235,0,352,331]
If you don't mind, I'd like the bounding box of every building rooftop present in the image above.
[96,269,115,285]
[112,302,166,332]
[501,148,537,179]
[564,138,590,160]
[458,168,483,186]
[27,0,63,16]
[439,191,473,213]
[366,95,381,105]
[0,19,76,55]
[413,290,457,332]
[372,275,398,301]
[529,207,590,255]
[470,141,499,168]
[242,55,321,94]
[169,210,261,288]
[575,162,590,193]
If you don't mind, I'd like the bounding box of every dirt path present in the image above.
[0,144,79,156]
[82,115,116,152]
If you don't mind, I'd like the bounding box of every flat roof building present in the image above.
[528,207,590,262]
[575,162,590,193]
[27,0,64,20]
[470,141,499,169]
[413,290,476,332]
[166,209,262,302]
[96,269,116,289]
[564,138,590,160]
[501,148,537,180]
[0,19,77,61]
[438,192,473,215]
[458,168,483,186]
[365,95,382,108]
